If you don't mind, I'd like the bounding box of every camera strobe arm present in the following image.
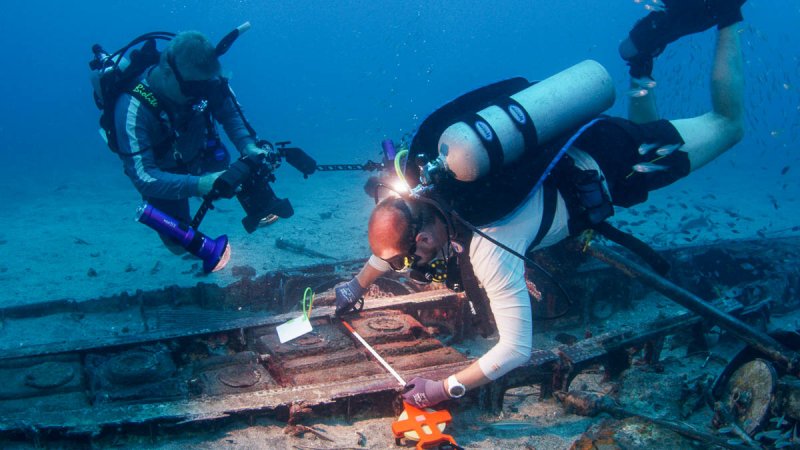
[274,141,317,178]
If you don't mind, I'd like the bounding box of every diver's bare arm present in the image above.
[355,260,387,290]
[710,24,745,130]
[451,362,492,391]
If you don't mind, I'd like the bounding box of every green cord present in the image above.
[394,149,409,186]
[302,287,315,318]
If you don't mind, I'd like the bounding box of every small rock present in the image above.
[87,268,98,277]
[232,265,257,279]
[555,333,578,345]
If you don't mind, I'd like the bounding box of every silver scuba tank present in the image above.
[423,59,615,183]
[89,45,130,109]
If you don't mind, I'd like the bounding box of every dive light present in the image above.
[136,202,230,273]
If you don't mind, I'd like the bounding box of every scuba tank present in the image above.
[88,24,251,154]
[89,44,130,110]
[421,60,615,183]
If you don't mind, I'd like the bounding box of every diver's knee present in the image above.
[159,235,188,255]
[729,118,745,145]
[720,115,745,147]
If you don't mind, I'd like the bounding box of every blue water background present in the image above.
[0,1,796,175]
[0,0,795,224]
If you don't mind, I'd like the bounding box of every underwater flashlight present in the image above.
[136,203,231,273]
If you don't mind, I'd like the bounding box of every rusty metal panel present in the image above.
[189,352,279,397]
[253,311,466,386]
[348,310,427,344]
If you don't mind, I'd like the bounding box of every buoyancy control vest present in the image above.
[89,25,254,160]
[407,77,559,226]
[407,60,616,228]
[90,34,176,156]
[403,63,670,326]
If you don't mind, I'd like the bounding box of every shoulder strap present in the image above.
[128,82,161,112]
[455,234,497,339]
[529,181,558,250]
[101,81,172,156]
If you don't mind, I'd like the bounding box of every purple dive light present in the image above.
[136,203,231,273]
[381,139,397,161]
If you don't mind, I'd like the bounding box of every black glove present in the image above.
[402,377,449,408]
[212,156,256,199]
[620,0,745,79]
[714,0,746,30]
[283,147,317,178]
[334,278,366,315]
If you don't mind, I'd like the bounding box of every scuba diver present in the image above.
[90,25,311,256]
[335,0,746,409]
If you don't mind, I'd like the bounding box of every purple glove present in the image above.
[335,278,365,315]
[402,377,449,408]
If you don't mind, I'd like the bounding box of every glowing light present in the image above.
[391,178,410,195]
[212,243,232,272]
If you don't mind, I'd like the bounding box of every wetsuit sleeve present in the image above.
[367,254,392,272]
[212,84,257,155]
[114,94,201,199]
[469,231,533,380]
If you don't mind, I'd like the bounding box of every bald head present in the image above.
[368,198,413,256]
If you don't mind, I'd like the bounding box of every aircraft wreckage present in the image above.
[1,236,800,447]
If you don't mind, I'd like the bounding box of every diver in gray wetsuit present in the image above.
[112,31,270,253]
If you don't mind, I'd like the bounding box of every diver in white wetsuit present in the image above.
[337,0,746,408]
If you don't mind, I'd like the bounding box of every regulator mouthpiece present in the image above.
[420,157,448,186]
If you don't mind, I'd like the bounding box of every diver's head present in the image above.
[368,197,447,271]
[159,31,222,104]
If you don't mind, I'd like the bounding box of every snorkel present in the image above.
[215,22,251,56]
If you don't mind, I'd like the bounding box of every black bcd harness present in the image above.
[406,78,670,330]
[91,34,176,157]
[90,33,248,166]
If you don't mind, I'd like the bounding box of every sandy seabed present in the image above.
[1,157,795,307]
[0,164,376,307]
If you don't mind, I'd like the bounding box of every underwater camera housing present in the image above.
[196,140,316,234]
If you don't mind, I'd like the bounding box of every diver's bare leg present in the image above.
[669,25,745,171]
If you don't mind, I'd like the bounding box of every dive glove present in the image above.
[620,0,746,78]
[334,278,366,315]
[402,377,449,408]
[243,142,272,159]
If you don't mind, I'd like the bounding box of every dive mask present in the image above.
[383,242,418,271]
[167,52,223,100]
